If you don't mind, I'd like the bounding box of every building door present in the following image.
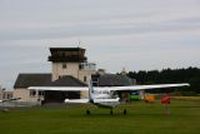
[43,91,80,104]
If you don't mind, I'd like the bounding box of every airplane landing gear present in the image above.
[86,109,90,115]
[123,109,127,115]
[110,109,113,115]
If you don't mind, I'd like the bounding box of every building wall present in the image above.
[13,88,40,102]
[0,89,3,100]
[52,62,96,84]
[78,69,96,84]
[52,62,80,81]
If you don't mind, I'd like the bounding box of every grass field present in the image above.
[0,99,199,134]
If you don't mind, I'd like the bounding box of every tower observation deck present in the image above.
[48,47,87,63]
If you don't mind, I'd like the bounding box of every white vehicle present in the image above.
[28,82,189,115]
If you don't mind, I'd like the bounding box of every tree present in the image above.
[126,67,200,94]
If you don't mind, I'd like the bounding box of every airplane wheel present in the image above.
[123,109,127,115]
[110,109,113,115]
[2,108,9,113]
[86,110,90,115]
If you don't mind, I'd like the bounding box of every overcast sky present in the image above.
[0,0,200,89]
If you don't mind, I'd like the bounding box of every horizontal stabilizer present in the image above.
[64,99,89,103]
[93,98,120,103]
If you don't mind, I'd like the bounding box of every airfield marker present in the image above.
[161,94,171,115]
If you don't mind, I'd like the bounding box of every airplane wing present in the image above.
[28,86,88,91]
[94,83,190,92]
[28,83,189,92]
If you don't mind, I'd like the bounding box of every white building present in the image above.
[13,47,96,103]
[0,88,13,100]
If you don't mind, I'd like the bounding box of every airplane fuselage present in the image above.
[90,91,121,108]
[92,98,121,108]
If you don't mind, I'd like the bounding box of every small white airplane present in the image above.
[0,97,21,103]
[28,82,190,115]
[0,97,22,111]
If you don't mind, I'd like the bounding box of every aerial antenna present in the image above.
[121,67,127,75]
[78,38,82,48]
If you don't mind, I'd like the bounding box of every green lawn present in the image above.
[0,99,199,134]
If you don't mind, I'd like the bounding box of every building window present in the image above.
[79,64,83,69]
[38,91,44,96]
[62,64,67,69]
[3,93,6,99]
[84,76,87,82]
[62,52,65,57]
[30,90,36,96]
[7,94,10,99]
[59,75,64,79]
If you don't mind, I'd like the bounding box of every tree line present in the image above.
[126,67,200,95]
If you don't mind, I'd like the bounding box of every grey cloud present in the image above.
[0,19,200,41]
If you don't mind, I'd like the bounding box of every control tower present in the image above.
[48,47,96,84]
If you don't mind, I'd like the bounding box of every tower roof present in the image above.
[48,47,87,62]
[49,47,85,52]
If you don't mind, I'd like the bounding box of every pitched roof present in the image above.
[49,76,87,87]
[93,74,133,86]
[14,74,52,88]
[14,74,86,88]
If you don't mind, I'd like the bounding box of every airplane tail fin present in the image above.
[88,80,94,101]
